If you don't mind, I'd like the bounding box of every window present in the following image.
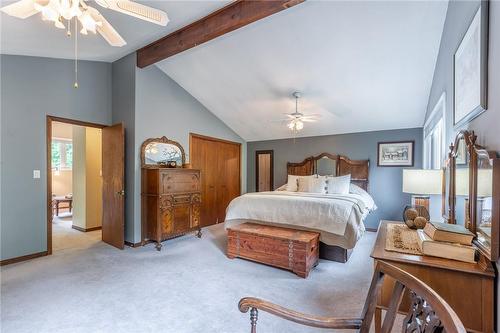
[52,138,73,170]
[424,93,446,170]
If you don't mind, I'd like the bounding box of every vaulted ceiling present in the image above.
[1,1,448,141]
[0,0,230,61]
[156,0,448,141]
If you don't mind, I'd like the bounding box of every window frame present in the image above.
[51,137,73,171]
[424,93,446,170]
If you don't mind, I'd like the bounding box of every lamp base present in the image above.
[411,195,430,213]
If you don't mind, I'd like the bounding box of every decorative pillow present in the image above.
[285,174,316,192]
[285,175,300,192]
[325,174,351,194]
[298,176,327,193]
[349,183,377,211]
[275,184,287,191]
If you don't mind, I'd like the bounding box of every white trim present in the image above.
[423,92,446,169]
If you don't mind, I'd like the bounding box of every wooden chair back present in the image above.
[239,260,466,333]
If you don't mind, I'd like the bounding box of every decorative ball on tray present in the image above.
[403,205,430,229]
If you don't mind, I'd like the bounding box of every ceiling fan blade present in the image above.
[301,118,318,123]
[95,0,168,26]
[0,0,44,19]
[87,6,126,47]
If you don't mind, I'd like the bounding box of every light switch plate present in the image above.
[33,170,41,179]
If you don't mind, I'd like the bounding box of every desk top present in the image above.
[53,196,72,201]
[371,220,495,278]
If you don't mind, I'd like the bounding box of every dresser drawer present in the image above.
[160,171,200,194]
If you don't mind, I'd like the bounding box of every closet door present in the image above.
[190,136,218,227]
[190,134,241,227]
[217,141,241,222]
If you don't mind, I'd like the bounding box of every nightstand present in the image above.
[371,220,495,333]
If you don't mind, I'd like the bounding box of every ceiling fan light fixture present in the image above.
[54,18,65,29]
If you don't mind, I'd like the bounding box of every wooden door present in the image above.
[190,134,241,227]
[256,150,273,192]
[102,123,125,249]
[217,142,241,222]
[191,136,218,227]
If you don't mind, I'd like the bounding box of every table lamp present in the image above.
[402,169,443,214]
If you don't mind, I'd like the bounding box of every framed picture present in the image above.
[377,141,414,167]
[453,1,488,128]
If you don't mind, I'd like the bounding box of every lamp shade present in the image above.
[402,169,443,195]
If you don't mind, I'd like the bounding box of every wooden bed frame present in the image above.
[287,153,370,263]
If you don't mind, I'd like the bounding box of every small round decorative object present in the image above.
[405,208,419,221]
[405,219,416,229]
[167,160,177,168]
[403,205,430,229]
[414,216,428,229]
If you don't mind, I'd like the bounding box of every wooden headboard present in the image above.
[287,153,370,191]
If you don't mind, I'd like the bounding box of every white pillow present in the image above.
[275,184,287,191]
[349,183,377,211]
[285,175,300,191]
[325,174,351,194]
[298,176,327,193]
[285,174,316,192]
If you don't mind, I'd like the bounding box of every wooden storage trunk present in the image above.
[227,223,319,278]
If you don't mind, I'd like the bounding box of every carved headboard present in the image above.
[287,153,370,191]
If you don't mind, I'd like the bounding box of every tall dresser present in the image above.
[141,136,202,251]
[142,168,202,250]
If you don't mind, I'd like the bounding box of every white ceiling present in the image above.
[157,0,448,141]
[0,0,229,62]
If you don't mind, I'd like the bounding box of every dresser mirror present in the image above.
[448,130,500,262]
[315,154,337,176]
[473,148,499,261]
[452,133,471,227]
[141,136,186,168]
[442,158,452,222]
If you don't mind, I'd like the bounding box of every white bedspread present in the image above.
[225,191,369,237]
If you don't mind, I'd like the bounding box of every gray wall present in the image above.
[0,55,112,260]
[247,128,423,230]
[111,54,247,244]
[111,53,136,242]
[424,0,500,327]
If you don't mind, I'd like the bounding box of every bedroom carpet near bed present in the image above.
[1,224,377,333]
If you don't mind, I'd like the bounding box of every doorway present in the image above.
[46,116,125,254]
[255,150,274,192]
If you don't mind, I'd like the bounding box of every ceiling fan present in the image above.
[0,0,169,47]
[277,92,320,133]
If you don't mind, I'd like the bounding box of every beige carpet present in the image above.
[1,224,377,333]
[52,214,102,252]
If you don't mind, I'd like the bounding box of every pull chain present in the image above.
[74,17,78,89]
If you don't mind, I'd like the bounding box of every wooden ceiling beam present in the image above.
[136,0,305,68]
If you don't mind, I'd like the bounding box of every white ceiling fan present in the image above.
[276,92,321,133]
[0,0,169,47]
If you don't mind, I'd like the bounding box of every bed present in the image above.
[224,153,375,262]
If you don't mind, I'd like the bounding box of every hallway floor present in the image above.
[52,213,102,252]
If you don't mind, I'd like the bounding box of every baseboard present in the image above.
[365,227,378,232]
[0,251,48,266]
[71,225,102,232]
[125,241,143,248]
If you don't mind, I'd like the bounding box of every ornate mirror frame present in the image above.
[448,130,500,261]
[140,136,186,169]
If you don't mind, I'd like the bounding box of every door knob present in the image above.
[116,190,125,196]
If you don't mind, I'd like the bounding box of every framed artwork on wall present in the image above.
[377,141,414,167]
[453,1,488,128]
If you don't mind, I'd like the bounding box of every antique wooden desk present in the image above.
[371,221,495,333]
[52,196,73,216]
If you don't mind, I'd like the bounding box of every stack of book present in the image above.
[416,221,477,263]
